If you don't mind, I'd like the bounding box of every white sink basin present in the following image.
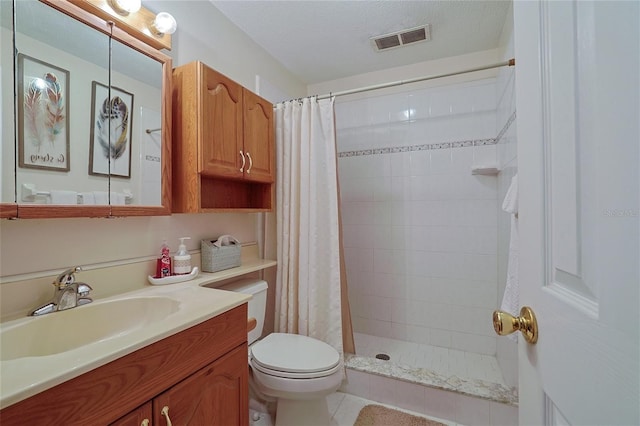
[0,280,252,410]
[0,296,179,361]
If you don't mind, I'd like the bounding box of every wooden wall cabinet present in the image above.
[0,305,249,426]
[172,61,274,213]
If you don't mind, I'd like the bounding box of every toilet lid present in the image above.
[250,333,340,374]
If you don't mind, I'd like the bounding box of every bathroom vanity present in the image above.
[0,284,253,425]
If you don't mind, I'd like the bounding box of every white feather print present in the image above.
[97,96,129,159]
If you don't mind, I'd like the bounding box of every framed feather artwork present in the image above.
[89,81,134,178]
[17,54,70,172]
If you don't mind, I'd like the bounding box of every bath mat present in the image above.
[353,404,446,426]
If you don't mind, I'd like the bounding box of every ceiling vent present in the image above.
[371,25,431,52]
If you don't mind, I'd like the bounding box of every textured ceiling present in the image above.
[210,1,511,84]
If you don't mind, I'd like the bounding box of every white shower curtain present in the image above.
[274,97,344,359]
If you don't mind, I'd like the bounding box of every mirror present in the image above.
[0,1,17,217]
[2,0,171,218]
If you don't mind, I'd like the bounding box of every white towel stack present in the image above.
[92,191,126,205]
[500,174,519,342]
[80,193,95,205]
[111,192,126,205]
[50,190,78,205]
[93,191,109,204]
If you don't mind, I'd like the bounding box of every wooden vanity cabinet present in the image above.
[152,345,248,425]
[172,61,274,213]
[0,305,249,426]
[111,345,247,426]
[111,402,152,426]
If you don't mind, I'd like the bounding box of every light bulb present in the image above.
[152,12,177,35]
[109,0,141,14]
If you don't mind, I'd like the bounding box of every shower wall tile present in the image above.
[451,331,497,355]
[390,152,411,176]
[430,329,453,348]
[451,146,474,173]
[372,272,406,298]
[430,148,453,174]
[339,78,500,355]
[369,319,393,338]
[409,150,432,176]
[473,144,497,167]
[344,246,374,271]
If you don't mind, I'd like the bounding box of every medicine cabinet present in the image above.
[0,0,172,218]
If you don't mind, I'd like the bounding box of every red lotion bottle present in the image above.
[156,240,172,278]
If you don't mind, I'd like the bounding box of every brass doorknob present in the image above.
[493,306,538,344]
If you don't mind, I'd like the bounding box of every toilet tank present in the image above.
[218,278,268,345]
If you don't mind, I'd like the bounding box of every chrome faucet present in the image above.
[30,266,93,316]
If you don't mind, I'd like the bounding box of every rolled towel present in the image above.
[93,191,109,204]
[50,190,78,205]
[80,192,95,205]
[111,192,126,205]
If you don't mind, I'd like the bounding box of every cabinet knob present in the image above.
[246,151,253,174]
[161,406,173,426]
[239,151,246,172]
[141,419,150,426]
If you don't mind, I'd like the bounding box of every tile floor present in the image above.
[353,333,505,385]
[328,391,458,426]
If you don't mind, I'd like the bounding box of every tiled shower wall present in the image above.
[336,79,500,356]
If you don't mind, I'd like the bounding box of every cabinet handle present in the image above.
[141,419,150,426]
[246,151,253,174]
[161,406,173,426]
[239,151,246,172]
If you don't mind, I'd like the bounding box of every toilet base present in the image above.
[275,397,333,426]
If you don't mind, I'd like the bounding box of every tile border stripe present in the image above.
[338,110,517,158]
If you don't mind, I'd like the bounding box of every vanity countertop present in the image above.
[0,279,251,409]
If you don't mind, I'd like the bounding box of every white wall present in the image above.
[0,1,306,319]
[145,1,304,99]
[308,48,502,98]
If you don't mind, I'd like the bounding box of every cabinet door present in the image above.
[201,65,244,179]
[153,344,248,426]
[110,402,152,426]
[243,90,274,183]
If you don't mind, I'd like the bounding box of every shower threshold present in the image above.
[345,334,518,406]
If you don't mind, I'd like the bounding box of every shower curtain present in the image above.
[274,97,354,358]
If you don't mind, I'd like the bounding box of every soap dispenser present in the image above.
[173,237,192,275]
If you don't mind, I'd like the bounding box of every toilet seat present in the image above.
[250,333,340,379]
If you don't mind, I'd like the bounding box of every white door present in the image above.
[513,1,639,425]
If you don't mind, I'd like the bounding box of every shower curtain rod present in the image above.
[309,58,515,101]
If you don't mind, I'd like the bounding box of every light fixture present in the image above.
[73,0,175,50]
[151,12,177,35]
[108,0,141,15]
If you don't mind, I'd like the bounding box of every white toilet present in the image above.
[219,278,343,426]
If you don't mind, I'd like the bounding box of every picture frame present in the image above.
[89,81,134,178]
[17,54,70,172]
